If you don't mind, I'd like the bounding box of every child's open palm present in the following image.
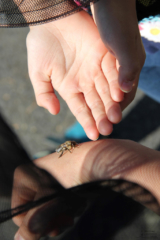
[27,11,124,140]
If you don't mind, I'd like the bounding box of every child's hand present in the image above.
[91,0,146,105]
[27,11,123,140]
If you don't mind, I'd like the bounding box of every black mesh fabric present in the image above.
[0,0,97,27]
[0,0,160,27]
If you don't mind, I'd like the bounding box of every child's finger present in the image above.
[102,52,124,103]
[83,87,113,136]
[29,72,60,115]
[65,93,99,140]
[94,71,122,124]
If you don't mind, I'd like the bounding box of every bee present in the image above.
[55,141,79,158]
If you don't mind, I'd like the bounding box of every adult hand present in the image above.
[27,11,123,141]
[35,140,160,202]
[91,0,146,110]
[12,164,78,240]
[14,139,160,240]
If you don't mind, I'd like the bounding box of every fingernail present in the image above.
[121,81,133,93]
[93,137,99,141]
[14,232,25,240]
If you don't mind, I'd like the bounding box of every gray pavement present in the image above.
[0,27,76,157]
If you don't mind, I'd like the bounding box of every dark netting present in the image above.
[0,0,160,27]
[0,0,98,27]
[2,176,160,225]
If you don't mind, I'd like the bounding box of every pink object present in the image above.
[74,0,88,11]
[139,24,144,30]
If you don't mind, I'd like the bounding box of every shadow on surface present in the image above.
[77,194,144,240]
[111,95,160,142]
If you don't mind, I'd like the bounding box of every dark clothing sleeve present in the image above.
[0,0,160,27]
[0,0,97,27]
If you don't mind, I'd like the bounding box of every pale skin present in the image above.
[13,140,160,240]
[27,0,145,140]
